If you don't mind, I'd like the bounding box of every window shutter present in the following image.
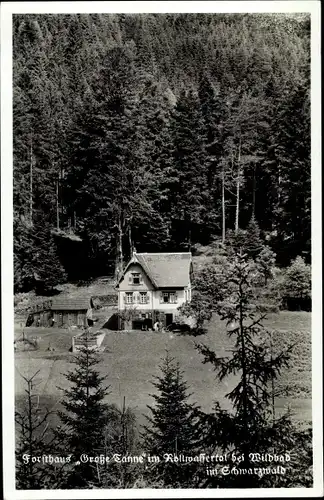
[160,292,163,303]
[128,275,132,283]
[174,293,178,302]
[140,274,143,284]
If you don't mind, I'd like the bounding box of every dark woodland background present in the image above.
[13,13,310,292]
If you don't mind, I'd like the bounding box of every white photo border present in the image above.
[1,1,322,498]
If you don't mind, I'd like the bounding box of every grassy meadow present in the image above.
[14,310,312,431]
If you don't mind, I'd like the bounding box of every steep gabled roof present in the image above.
[118,252,192,288]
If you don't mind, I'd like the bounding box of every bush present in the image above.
[92,294,118,308]
[281,256,311,311]
[178,290,213,333]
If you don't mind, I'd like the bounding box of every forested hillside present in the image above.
[13,13,310,292]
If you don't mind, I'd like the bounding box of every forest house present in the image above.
[116,251,193,330]
[26,297,93,328]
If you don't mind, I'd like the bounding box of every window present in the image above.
[140,292,148,304]
[129,272,141,285]
[133,273,140,284]
[161,292,177,304]
[125,292,134,304]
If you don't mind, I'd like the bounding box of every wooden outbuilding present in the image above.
[26,297,93,328]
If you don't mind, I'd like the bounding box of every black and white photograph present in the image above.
[1,1,322,498]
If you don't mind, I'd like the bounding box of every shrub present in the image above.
[281,256,311,311]
[178,291,213,333]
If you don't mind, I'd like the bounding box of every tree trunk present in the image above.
[30,139,33,225]
[222,164,226,242]
[235,139,241,234]
[269,331,275,424]
[56,177,60,230]
[128,224,133,258]
[115,213,124,282]
[27,379,33,481]
[238,272,250,474]
[278,163,281,207]
[274,162,282,233]
[252,162,256,218]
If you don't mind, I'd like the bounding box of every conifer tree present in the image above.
[100,399,141,488]
[256,245,276,285]
[56,333,110,488]
[244,216,264,259]
[15,371,62,489]
[30,214,67,294]
[168,89,217,247]
[198,76,228,240]
[195,250,309,487]
[142,352,200,487]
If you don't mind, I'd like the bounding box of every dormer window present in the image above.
[133,273,140,284]
[129,272,142,285]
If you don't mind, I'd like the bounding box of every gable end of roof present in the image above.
[117,252,192,288]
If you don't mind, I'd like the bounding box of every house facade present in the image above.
[116,251,193,330]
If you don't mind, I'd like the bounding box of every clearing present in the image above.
[14,310,312,430]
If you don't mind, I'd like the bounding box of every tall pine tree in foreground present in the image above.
[56,333,110,488]
[15,370,63,489]
[196,250,312,487]
[142,352,201,487]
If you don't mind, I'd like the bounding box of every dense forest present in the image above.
[13,13,311,292]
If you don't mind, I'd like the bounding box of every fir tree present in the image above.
[244,216,264,259]
[168,89,217,248]
[256,245,276,285]
[15,370,62,489]
[198,76,228,240]
[195,250,309,487]
[14,217,35,292]
[56,333,110,488]
[100,399,141,488]
[30,215,67,294]
[142,352,200,487]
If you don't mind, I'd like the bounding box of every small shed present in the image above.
[27,297,93,328]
